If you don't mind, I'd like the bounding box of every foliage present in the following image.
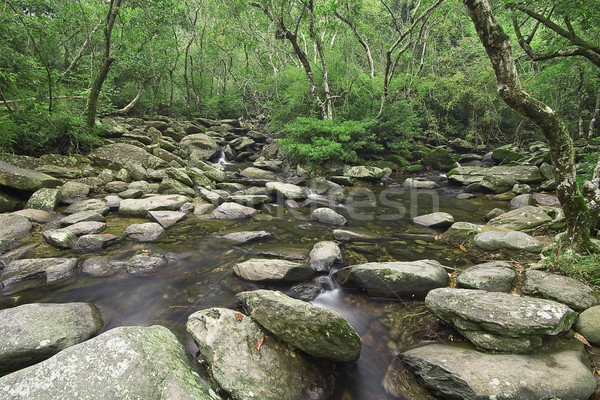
[278,117,381,167]
[542,247,600,290]
[371,100,421,151]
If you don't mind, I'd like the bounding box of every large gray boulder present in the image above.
[412,212,454,229]
[60,210,106,226]
[211,202,257,220]
[125,222,165,242]
[333,228,388,242]
[0,213,32,241]
[425,288,577,353]
[222,230,272,243]
[399,340,596,400]
[0,161,62,191]
[179,133,219,159]
[0,258,78,293]
[447,166,543,186]
[0,303,103,374]
[456,261,517,292]
[119,195,190,217]
[240,167,278,181]
[25,188,61,211]
[343,166,386,180]
[523,270,598,312]
[148,210,187,228]
[42,229,78,249]
[486,206,552,231]
[474,230,543,253]
[311,208,347,226]
[309,241,343,273]
[126,253,168,274]
[73,234,123,252]
[63,199,110,216]
[265,182,307,200]
[575,305,600,345]
[335,260,449,300]
[237,290,361,363]
[58,182,91,203]
[187,307,333,400]
[63,221,106,236]
[233,258,314,283]
[90,143,168,170]
[0,325,219,400]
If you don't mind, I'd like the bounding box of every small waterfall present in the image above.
[216,146,231,165]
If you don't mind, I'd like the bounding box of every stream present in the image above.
[2,168,509,399]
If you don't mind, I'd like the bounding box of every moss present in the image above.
[406,164,423,173]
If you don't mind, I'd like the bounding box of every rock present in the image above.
[447,166,543,186]
[13,209,56,224]
[456,261,517,292]
[211,202,257,220]
[512,183,531,195]
[510,193,534,209]
[309,241,343,273]
[474,230,543,253]
[0,190,20,212]
[165,168,194,187]
[222,230,272,243]
[532,192,560,207]
[483,207,504,221]
[148,210,186,228]
[575,305,600,345]
[126,253,168,274]
[233,258,314,283]
[343,166,386,180]
[64,199,109,216]
[118,188,143,199]
[188,158,226,182]
[240,167,278,180]
[486,205,552,231]
[237,290,361,363]
[400,340,596,400]
[63,221,106,236]
[73,233,122,252]
[193,203,215,215]
[311,208,347,225]
[265,181,307,200]
[105,181,129,193]
[42,229,78,249]
[159,178,195,196]
[185,167,215,189]
[228,195,270,206]
[187,308,332,400]
[402,178,437,189]
[0,325,219,400]
[81,256,120,276]
[199,188,225,205]
[126,222,165,242]
[0,161,62,191]
[25,188,60,211]
[540,162,555,180]
[479,174,517,193]
[412,212,454,229]
[523,270,598,312]
[90,143,167,170]
[230,136,255,151]
[335,260,449,300]
[153,147,185,166]
[0,258,78,293]
[492,144,523,163]
[60,210,106,226]
[425,288,577,352]
[0,303,103,374]
[59,182,91,203]
[253,158,282,171]
[0,213,32,241]
[421,147,457,171]
[180,133,219,159]
[119,195,190,217]
[333,228,387,242]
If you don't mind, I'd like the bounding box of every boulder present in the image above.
[0,213,32,241]
[222,230,272,243]
[185,167,215,189]
[119,195,190,217]
[479,174,517,193]
[148,210,187,228]
[483,208,504,221]
[402,178,437,189]
[126,222,165,242]
[187,308,333,400]
[104,181,129,193]
[126,253,168,274]
[64,199,110,216]
[456,261,517,292]
[63,221,106,236]
[265,182,307,200]
[25,188,60,211]
[0,302,103,374]
[343,166,386,180]
[575,305,600,345]
[237,290,361,363]
[523,270,598,312]
[335,260,450,300]
[425,288,577,353]
[158,178,195,196]
[81,256,121,276]
[492,144,523,163]
[59,181,91,203]
[180,134,219,159]
[233,258,314,283]
[0,325,219,400]
[60,210,106,226]
[486,206,552,231]
[0,161,62,191]
[510,193,534,209]
[309,241,343,273]
[90,143,167,170]
[412,212,454,229]
[400,340,596,400]
[199,188,225,205]
[311,208,347,226]
[228,195,270,206]
[474,230,543,253]
[240,167,277,180]
[333,228,388,242]
[0,258,78,293]
[421,147,457,171]
[73,233,122,252]
[447,166,543,186]
[230,136,255,151]
[13,209,56,224]
[211,202,257,220]
[187,158,226,182]
[42,229,78,249]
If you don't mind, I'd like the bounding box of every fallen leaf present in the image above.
[257,336,264,352]
[434,235,440,241]
[235,313,244,321]
[575,332,591,347]
[459,245,467,252]
[105,233,114,236]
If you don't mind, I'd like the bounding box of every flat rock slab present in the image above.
[211,202,258,220]
[63,221,106,236]
[412,212,454,229]
[1,258,78,294]
[456,261,517,292]
[13,209,57,224]
[486,206,552,231]
[222,230,273,243]
[119,195,190,217]
[343,166,386,180]
[0,213,32,241]
[0,302,103,374]
[400,340,596,400]
[265,182,307,200]
[426,288,577,353]
[237,290,361,363]
[309,241,343,273]
[60,210,106,226]
[74,234,123,252]
[311,208,347,225]
[228,194,270,206]
[126,222,165,242]
[0,325,219,400]
[402,178,437,189]
[447,165,543,186]
[523,270,598,312]
[64,199,109,216]
[233,258,314,283]
[187,307,333,400]
[148,210,187,228]
[335,260,449,300]
[126,253,168,274]
[42,229,78,249]
[333,228,388,242]
[240,167,278,180]
[474,230,543,253]
[0,161,62,191]
[90,143,168,170]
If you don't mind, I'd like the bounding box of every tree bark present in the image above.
[464,0,595,251]
[334,10,375,79]
[589,81,600,138]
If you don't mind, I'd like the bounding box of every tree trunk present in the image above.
[112,80,146,115]
[335,11,375,78]
[86,0,124,129]
[589,81,600,138]
[463,0,593,251]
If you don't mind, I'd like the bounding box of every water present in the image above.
[0,172,508,399]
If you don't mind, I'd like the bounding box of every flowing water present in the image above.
[0,171,509,399]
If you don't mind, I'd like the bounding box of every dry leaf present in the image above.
[459,245,467,252]
[257,336,264,352]
[575,332,591,347]
[235,313,244,321]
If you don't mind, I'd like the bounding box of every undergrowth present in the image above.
[542,246,600,291]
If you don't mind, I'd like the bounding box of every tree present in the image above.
[463,0,600,251]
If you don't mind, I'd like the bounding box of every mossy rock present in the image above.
[421,147,458,172]
[406,164,423,173]
[370,160,398,171]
